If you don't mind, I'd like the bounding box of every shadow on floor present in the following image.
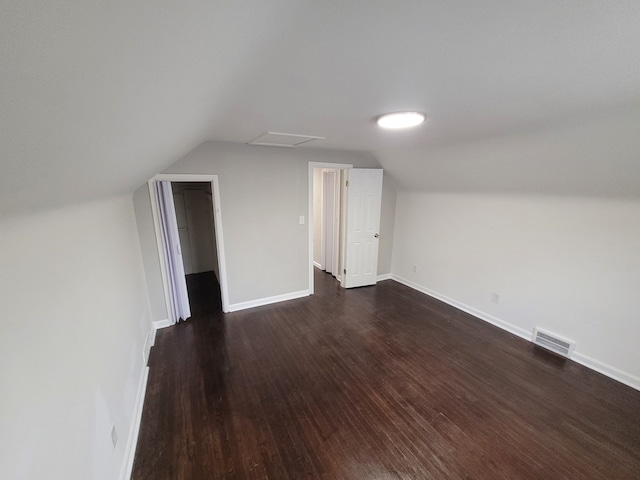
[185,271,221,316]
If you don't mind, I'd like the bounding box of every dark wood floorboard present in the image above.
[132,268,640,479]
[186,271,221,316]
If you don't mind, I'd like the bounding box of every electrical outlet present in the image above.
[111,425,118,449]
[412,265,417,273]
[491,292,501,303]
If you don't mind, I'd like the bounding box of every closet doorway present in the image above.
[150,174,230,323]
[172,182,221,315]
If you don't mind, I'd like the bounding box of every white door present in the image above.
[155,181,191,323]
[343,169,383,288]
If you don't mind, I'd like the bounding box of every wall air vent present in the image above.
[248,132,325,148]
[532,328,575,357]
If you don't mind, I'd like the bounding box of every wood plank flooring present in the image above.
[132,269,640,479]
[185,271,222,316]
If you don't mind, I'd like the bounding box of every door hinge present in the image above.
[346,180,349,187]
[343,268,346,275]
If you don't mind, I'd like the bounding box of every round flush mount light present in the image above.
[376,111,426,129]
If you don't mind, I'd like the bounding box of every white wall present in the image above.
[135,141,396,310]
[0,196,153,480]
[378,103,640,197]
[378,178,396,276]
[133,185,168,322]
[391,192,640,388]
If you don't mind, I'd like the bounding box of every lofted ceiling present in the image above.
[2,1,640,217]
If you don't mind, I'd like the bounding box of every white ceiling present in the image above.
[2,1,640,216]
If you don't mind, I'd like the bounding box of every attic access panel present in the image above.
[248,132,325,148]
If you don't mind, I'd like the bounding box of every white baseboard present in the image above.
[313,261,322,269]
[119,365,149,480]
[152,318,171,331]
[228,289,310,312]
[390,274,640,392]
[150,322,158,348]
[377,273,392,282]
[142,330,152,366]
[572,352,640,391]
[391,275,530,340]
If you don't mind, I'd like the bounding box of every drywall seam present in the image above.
[391,274,640,392]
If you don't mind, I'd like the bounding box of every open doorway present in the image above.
[312,168,342,281]
[308,162,352,294]
[308,163,384,294]
[150,174,230,323]
[171,182,221,315]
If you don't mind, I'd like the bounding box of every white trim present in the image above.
[377,273,392,281]
[148,181,173,325]
[142,331,151,366]
[390,274,640,392]
[308,162,352,297]
[210,176,230,312]
[154,174,215,182]
[153,318,171,331]
[228,289,310,312]
[572,353,640,391]
[319,171,325,271]
[149,321,159,347]
[313,261,322,269]
[391,274,530,340]
[339,170,348,288]
[119,366,150,480]
[149,174,231,314]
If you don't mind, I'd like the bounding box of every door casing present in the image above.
[149,174,230,314]
[308,162,352,294]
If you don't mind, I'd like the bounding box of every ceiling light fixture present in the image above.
[376,111,425,129]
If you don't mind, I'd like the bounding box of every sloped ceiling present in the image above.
[2,1,639,217]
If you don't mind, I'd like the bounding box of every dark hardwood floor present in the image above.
[132,269,640,479]
[185,271,222,316]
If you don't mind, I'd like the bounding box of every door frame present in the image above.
[308,162,352,294]
[149,173,230,314]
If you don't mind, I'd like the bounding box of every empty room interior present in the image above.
[1,2,640,479]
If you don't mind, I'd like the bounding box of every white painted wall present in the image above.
[381,104,640,197]
[378,179,396,276]
[135,141,396,309]
[391,192,640,388]
[0,196,153,480]
[133,184,168,322]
